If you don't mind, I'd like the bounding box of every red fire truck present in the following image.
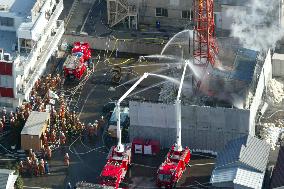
[99,144,132,189]
[63,42,91,80]
[156,146,191,188]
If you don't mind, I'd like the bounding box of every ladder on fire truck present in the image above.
[106,0,138,28]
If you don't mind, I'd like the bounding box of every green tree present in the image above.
[15,175,24,189]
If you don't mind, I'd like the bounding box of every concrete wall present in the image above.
[249,50,272,133]
[63,34,164,55]
[129,101,250,152]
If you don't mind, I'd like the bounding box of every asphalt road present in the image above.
[13,52,215,188]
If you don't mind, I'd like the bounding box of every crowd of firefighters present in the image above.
[0,73,106,176]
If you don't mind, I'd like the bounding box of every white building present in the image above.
[0,0,64,109]
[0,169,18,189]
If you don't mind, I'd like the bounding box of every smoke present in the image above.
[228,0,284,51]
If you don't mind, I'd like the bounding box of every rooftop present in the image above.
[0,169,17,189]
[0,0,36,17]
[215,135,270,172]
[0,30,17,54]
[21,111,50,136]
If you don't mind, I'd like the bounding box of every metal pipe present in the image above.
[116,72,149,152]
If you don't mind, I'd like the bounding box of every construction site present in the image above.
[1,0,284,188]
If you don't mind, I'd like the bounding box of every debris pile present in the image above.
[259,123,282,150]
[267,78,284,104]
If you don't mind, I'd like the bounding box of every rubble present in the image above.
[266,78,284,105]
[259,123,282,150]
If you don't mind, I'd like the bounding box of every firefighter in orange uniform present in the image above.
[46,146,52,160]
[28,149,33,159]
[42,132,48,146]
[50,130,56,144]
[60,132,66,145]
[39,159,45,175]
[0,121,3,133]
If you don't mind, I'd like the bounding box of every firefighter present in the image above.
[2,107,6,117]
[50,130,56,144]
[98,116,105,133]
[0,121,3,133]
[31,152,37,162]
[56,74,61,87]
[60,132,66,145]
[46,146,52,159]
[39,159,45,175]
[19,161,24,175]
[44,161,50,174]
[64,153,70,167]
[42,132,48,146]
[93,120,99,136]
[87,123,92,137]
[1,116,5,126]
[28,149,33,159]
[24,110,30,120]
[10,117,15,128]
[26,157,32,175]
[9,111,14,119]
[33,162,39,176]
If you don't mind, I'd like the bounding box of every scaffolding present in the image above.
[106,0,138,29]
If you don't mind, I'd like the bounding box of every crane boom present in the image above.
[116,72,149,152]
[175,62,189,151]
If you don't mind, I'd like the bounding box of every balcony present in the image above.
[16,20,64,98]
[15,0,64,76]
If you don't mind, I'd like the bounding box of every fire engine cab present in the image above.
[63,42,91,80]
[157,146,191,188]
[99,144,131,188]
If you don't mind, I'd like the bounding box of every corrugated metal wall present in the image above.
[129,101,250,152]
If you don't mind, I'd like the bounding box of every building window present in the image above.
[0,17,14,27]
[182,10,193,20]
[156,8,168,17]
[19,38,33,53]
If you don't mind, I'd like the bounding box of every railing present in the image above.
[15,0,63,75]
[19,20,64,96]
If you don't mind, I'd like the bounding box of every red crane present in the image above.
[193,0,219,91]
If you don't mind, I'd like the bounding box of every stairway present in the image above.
[107,0,138,27]
[65,0,79,27]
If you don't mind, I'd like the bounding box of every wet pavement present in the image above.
[0,52,216,188]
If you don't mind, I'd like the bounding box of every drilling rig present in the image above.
[193,0,219,91]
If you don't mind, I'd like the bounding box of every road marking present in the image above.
[131,163,157,169]
[189,162,215,166]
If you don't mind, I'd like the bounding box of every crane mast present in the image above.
[193,0,218,66]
